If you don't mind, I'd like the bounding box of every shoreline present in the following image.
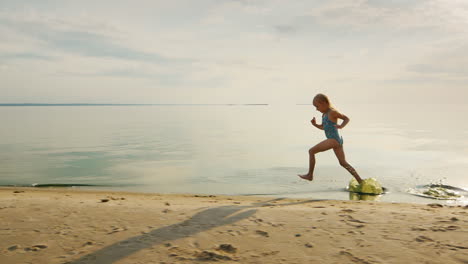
[1,187,467,264]
[1,184,466,205]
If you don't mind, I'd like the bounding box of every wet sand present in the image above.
[0,187,467,264]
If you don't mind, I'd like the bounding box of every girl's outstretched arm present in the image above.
[311,117,323,130]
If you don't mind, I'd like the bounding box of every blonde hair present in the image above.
[314,93,337,110]
[313,93,330,105]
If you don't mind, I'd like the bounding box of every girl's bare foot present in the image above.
[298,174,313,181]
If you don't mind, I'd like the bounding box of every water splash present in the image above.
[407,182,467,200]
[348,178,384,195]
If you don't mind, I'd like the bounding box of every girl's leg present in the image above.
[333,146,363,183]
[299,139,339,181]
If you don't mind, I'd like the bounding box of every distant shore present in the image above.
[1,187,467,264]
[0,103,269,106]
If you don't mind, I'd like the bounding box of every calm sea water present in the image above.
[1,104,467,204]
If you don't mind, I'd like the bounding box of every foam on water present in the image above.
[407,184,467,201]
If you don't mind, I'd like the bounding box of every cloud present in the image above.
[406,44,468,77]
[62,68,188,85]
[407,64,468,76]
[49,31,173,63]
[0,52,56,61]
[1,0,468,104]
[274,25,297,35]
[364,0,425,8]
[299,0,468,34]
[0,14,192,64]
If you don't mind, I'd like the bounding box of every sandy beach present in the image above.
[0,187,467,264]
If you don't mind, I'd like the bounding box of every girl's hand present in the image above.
[334,124,343,129]
[311,117,317,126]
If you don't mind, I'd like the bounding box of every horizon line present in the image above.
[0,103,272,106]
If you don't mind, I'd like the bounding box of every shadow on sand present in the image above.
[65,198,322,264]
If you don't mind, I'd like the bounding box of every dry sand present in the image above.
[0,187,467,264]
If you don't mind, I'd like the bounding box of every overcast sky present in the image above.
[1,0,467,104]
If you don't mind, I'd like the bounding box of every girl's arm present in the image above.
[331,111,350,129]
[311,117,323,130]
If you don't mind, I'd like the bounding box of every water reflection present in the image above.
[0,104,467,204]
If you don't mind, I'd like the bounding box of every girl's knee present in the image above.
[309,147,319,155]
[339,160,348,167]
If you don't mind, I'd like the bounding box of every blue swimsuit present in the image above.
[322,111,343,145]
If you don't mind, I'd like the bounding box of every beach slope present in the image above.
[0,187,467,264]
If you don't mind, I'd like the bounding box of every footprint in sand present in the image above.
[249,218,264,225]
[339,214,366,228]
[430,225,460,232]
[261,251,280,256]
[217,244,237,253]
[339,250,374,264]
[82,241,95,247]
[411,226,428,231]
[340,215,367,223]
[24,244,48,252]
[255,230,269,237]
[107,196,125,200]
[443,244,468,250]
[270,222,284,227]
[7,245,20,251]
[219,229,243,236]
[107,226,127,234]
[415,236,434,242]
[194,250,233,261]
[436,217,459,223]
